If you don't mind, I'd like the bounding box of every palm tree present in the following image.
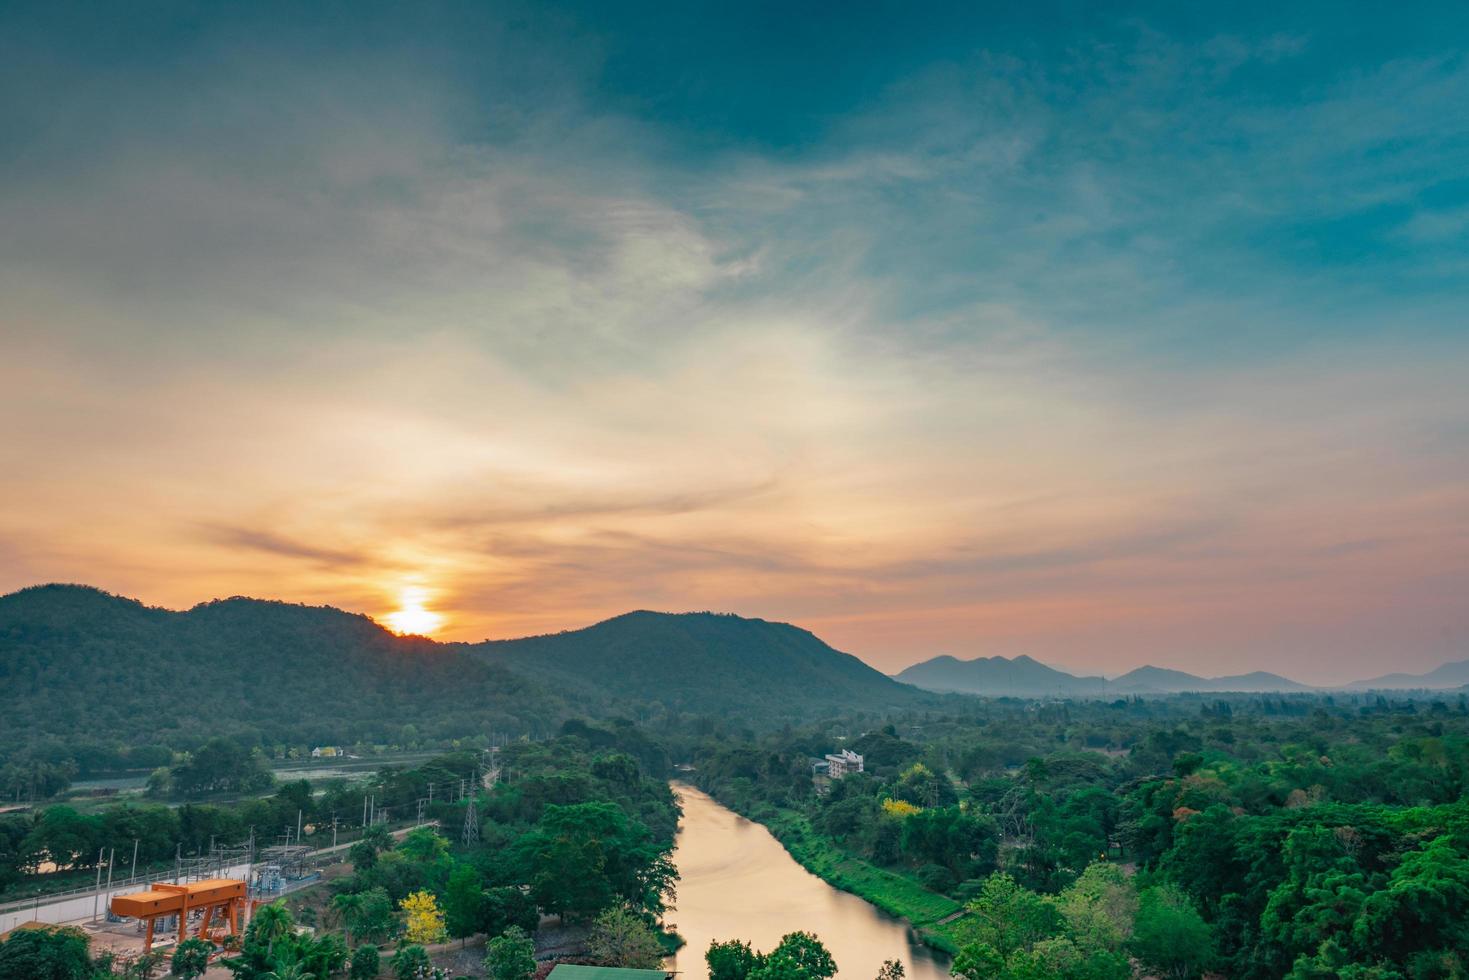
[332,891,365,947]
[263,947,317,980]
[249,901,296,962]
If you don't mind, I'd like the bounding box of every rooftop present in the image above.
[547,965,672,980]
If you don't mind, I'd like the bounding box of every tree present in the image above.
[442,863,484,945]
[390,944,432,980]
[484,926,536,980]
[261,960,313,980]
[512,802,677,920]
[1353,834,1469,962]
[171,937,214,979]
[349,840,379,873]
[349,944,380,980]
[332,892,365,947]
[0,926,96,980]
[1129,885,1214,980]
[400,890,447,945]
[1054,863,1137,954]
[954,873,1062,959]
[481,886,540,938]
[297,933,348,978]
[707,939,761,980]
[248,902,297,964]
[876,960,904,980]
[587,906,665,969]
[748,933,836,980]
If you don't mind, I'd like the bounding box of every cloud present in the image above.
[0,6,1466,683]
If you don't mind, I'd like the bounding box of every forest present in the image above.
[682,695,1469,979]
[5,699,1469,978]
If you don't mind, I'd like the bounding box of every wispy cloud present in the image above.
[0,4,1466,683]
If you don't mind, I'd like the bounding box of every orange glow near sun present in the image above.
[384,586,444,636]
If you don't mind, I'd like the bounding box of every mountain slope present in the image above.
[0,584,556,758]
[1347,659,1469,690]
[892,654,1108,696]
[0,586,928,763]
[470,610,926,715]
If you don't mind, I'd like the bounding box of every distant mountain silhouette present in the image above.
[1346,658,1469,690]
[1110,665,1312,694]
[895,654,1312,695]
[893,654,1108,696]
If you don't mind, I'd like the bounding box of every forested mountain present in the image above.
[895,653,1311,695]
[470,610,925,716]
[0,584,561,762]
[0,586,927,768]
[892,653,1108,696]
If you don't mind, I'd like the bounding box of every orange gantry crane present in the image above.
[109,878,248,953]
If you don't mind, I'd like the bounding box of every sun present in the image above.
[384,586,445,636]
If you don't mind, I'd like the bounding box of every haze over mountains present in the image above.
[894,652,1469,696]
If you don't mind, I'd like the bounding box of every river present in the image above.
[666,786,951,980]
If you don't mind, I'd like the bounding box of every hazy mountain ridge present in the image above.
[1346,658,1469,690]
[897,650,1469,696]
[893,653,1109,696]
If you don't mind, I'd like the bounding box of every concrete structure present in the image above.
[824,749,864,777]
[109,878,247,954]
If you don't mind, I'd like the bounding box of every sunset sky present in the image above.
[2,3,1467,683]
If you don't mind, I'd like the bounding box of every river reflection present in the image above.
[666,785,951,980]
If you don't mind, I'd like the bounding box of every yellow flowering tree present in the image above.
[882,797,921,818]
[400,889,447,945]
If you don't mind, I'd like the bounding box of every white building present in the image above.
[824,749,864,778]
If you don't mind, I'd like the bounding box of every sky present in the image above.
[2,2,1467,684]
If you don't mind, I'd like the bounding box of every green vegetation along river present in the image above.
[667,785,951,980]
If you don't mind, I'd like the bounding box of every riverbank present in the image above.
[689,791,966,955]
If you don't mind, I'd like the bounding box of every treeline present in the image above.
[227,723,681,978]
[684,696,1469,978]
[0,751,486,894]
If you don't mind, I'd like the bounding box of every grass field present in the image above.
[754,808,968,954]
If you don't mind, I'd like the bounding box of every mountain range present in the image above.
[0,584,926,762]
[3,583,1465,766]
[894,653,1469,696]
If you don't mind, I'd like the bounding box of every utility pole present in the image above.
[130,839,139,883]
[92,848,104,922]
[296,809,303,845]
[362,794,368,828]
[103,848,114,919]
[462,794,479,846]
[331,814,339,849]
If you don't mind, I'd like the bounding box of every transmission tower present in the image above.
[462,795,480,846]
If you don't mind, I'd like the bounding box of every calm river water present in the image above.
[666,785,951,980]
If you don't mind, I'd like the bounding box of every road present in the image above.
[0,823,430,933]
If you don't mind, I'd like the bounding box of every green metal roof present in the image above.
[547,965,671,980]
